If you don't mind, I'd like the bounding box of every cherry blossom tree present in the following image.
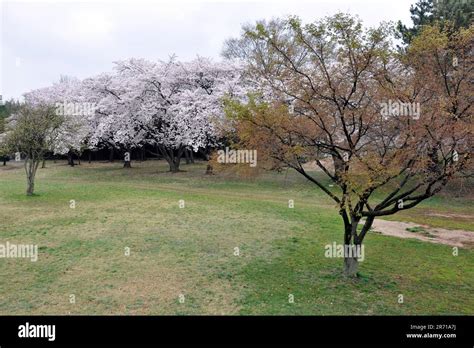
[102,57,245,172]
[84,64,152,168]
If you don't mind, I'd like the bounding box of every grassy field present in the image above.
[0,160,473,315]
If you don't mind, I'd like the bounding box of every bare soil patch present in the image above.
[363,219,474,248]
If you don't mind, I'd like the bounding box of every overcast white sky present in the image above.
[0,0,415,100]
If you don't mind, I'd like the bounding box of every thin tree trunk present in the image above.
[88,151,92,164]
[68,152,75,167]
[201,147,212,174]
[185,148,191,164]
[26,177,35,196]
[199,147,210,161]
[340,213,375,277]
[25,157,40,196]
[41,159,46,168]
[109,147,115,162]
[342,214,362,277]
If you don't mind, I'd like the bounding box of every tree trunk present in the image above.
[339,211,375,277]
[157,145,184,173]
[156,145,160,159]
[68,152,75,167]
[3,158,6,166]
[199,147,210,161]
[205,164,213,175]
[341,213,363,277]
[26,179,35,196]
[25,157,39,196]
[41,159,46,168]
[343,254,359,277]
[172,150,183,172]
[183,148,194,164]
[88,151,92,164]
[168,157,181,172]
[185,148,191,164]
[109,147,115,162]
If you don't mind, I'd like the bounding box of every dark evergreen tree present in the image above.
[397,0,473,46]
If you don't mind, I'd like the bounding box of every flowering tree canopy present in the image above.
[23,76,94,156]
[18,57,245,171]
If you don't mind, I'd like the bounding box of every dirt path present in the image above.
[363,219,474,248]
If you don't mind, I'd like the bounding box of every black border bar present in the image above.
[0,315,473,346]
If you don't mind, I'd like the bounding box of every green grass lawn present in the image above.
[0,160,473,315]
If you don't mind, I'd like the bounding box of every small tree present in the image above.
[0,137,9,166]
[224,15,472,276]
[4,105,63,195]
[24,76,94,167]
